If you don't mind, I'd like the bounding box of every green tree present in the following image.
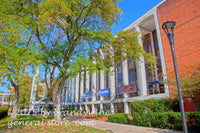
[0,0,40,118]
[32,0,156,120]
[18,76,32,108]
[32,0,122,120]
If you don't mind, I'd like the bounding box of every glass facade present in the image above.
[103,71,110,100]
[143,31,164,95]
[96,69,100,100]
[62,20,168,114]
[128,57,138,97]
[116,63,123,99]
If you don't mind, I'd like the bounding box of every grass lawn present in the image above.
[0,115,107,133]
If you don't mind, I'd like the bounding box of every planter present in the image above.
[128,115,133,125]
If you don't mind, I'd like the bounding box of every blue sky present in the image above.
[0,0,162,93]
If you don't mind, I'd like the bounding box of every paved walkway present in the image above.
[63,116,183,133]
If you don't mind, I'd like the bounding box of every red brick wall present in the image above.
[157,0,200,111]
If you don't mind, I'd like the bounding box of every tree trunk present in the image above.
[11,86,19,118]
[54,82,64,120]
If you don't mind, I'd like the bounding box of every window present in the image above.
[143,31,165,95]
[88,74,92,101]
[143,34,155,95]
[83,71,86,93]
[152,30,164,93]
[103,71,110,100]
[116,62,123,99]
[128,57,138,97]
[89,74,92,92]
[96,69,101,101]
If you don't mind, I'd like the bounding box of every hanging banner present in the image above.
[84,92,92,98]
[66,97,71,101]
[148,80,160,85]
[62,97,65,102]
[116,86,125,94]
[116,85,133,94]
[96,88,110,96]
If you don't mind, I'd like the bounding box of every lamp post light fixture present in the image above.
[162,20,188,133]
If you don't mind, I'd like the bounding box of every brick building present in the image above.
[61,0,200,113]
[157,0,200,111]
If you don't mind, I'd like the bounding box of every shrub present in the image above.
[0,107,9,119]
[132,112,152,127]
[186,111,200,127]
[130,99,199,130]
[130,98,180,115]
[151,112,171,129]
[108,113,129,124]
[132,111,183,130]
[132,111,200,130]
[164,98,180,112]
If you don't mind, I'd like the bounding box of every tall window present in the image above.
[104,71,109,89]
[152,30,164,93]
[143,34,154,95]
[117,63,123,87]
[143,31,164,95]
[89,74,92,92]
[83,71,86,93]
[143,34,153,82]
[116,63,123,99]
[128,57,138,97]
[72,77,76,102]
[96,69,101,100]
[88,74,92,101]
[104,71,110,100]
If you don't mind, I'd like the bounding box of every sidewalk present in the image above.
[63,116,183,133]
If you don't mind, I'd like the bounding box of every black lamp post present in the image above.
[162,20,188,133]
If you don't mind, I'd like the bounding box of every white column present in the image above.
[92,104,96,114]
[79,105,82,110]
[80,72,84,103]
[110,66,115,113]
[2,95,5,106]
[109,45,116,114]
[75,74,79,110]
[92,61,97,113]
[100,70,104,112]
[92,71,96,102]
[86,71,90,93]
[69,78,72,101]
[75,74,79,103]
[122,58,129,113]
[135,26,147,97]
[85,71,89,112]
[154,12,170,97]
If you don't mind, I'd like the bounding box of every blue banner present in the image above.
[66,97,71,101]
[96,88,110,96]
[84,92,92,98]
[148,80,160,85]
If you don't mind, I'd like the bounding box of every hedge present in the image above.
[132,111,200,130]
[129,99,199,130]
[108,113,129,124]
[129,98,180,115]
[186,111,200,127]
[0,107,9,119]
